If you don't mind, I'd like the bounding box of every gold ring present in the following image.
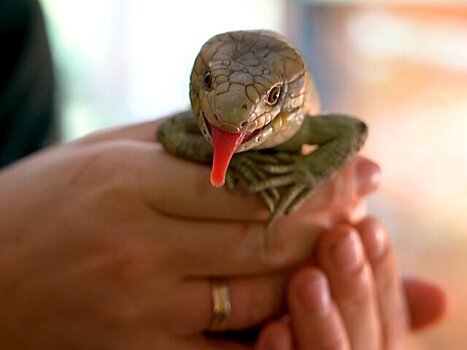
[209,278,231,332]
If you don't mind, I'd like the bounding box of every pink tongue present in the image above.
[210,126,245,187]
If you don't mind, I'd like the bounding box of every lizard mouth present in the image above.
[205,119,262,144]
[200,110,273,152]
[199,110,273,187]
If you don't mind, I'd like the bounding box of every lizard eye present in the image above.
[203,71,213,90]
[266,84,282,105]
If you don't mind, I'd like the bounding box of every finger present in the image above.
[144,144,269,220]
[255,321,293,350]
[299,157,381,213]
[158,213,322,276]
[402,276,447,331]
[288,268,350,350]
[185,336,254,350]
[355,217,408,349]
[76,130,379,222]
[170,273,288,333]
[141,147,379,221]
[72,119,163,145]
[86,140,267,221]
[73,121,379,222]
[316,226,382,349]
[353,156,381,196]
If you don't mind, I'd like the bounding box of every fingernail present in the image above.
[363,224,387,260]
[298,271,330,313]
[331,231,363,273]
[357,160,381,195]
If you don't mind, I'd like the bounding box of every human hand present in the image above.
[256,217,447,350]
[0,120,380,349]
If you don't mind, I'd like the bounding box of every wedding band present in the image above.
[209,278,231,332]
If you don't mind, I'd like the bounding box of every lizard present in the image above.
[157,30,367,225]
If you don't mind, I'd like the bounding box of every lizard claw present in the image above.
[229,153,280,212]
[229,151,321,224]
[267,183,314,226]
[225,170,239,191]
[266,173,320,225]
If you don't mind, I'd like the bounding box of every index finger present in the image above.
[128,141,379,222]
[70,120,268,221]
[72,120,379,221]
[138,143,269,221]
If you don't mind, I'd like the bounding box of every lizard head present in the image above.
[190,30,311,187]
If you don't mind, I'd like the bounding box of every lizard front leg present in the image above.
[245,114,368,224]
[157,111,213,163]
[157,112,282,212]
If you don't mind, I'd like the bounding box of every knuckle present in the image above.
[257,232,292,268]
[256,225,315,270]
[257,215,323,269]
[85,248,151,324]
[71,141,138,187]
[94,237,152,284]
[238,224,287,269]
[342,265,374,306]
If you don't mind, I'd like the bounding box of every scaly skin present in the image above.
[157,30,367,225]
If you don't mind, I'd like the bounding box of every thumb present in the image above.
[403,276,447,331]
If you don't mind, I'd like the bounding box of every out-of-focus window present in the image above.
[40,0,285,139]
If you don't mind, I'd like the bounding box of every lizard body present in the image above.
[157,30,367,225]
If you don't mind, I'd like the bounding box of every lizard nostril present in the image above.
[239,120,248,129]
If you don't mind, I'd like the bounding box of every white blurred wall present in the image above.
[41,0,285,139]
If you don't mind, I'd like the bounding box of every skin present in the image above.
[0,120,445,349]
[256,218,447,350]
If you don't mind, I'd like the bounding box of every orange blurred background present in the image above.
[288,3,467,348]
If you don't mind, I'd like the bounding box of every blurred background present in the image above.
[37,0,467,348]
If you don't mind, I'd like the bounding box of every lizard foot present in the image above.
[244,152,323,226]
[228,152,281,213]
[227,151,324,226]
